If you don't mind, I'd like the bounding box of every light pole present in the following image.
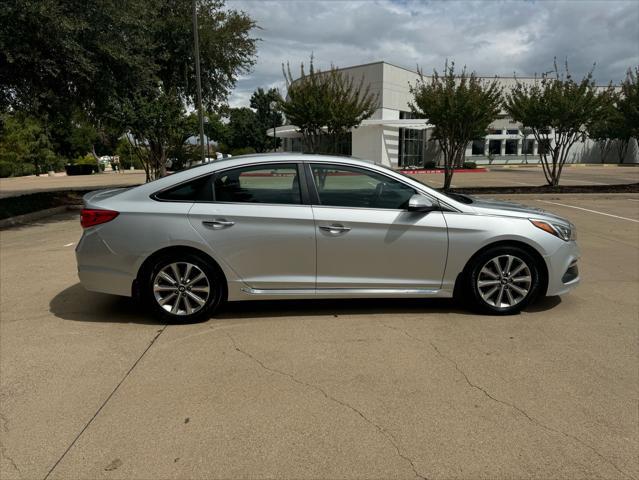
[192,0,205,164]
[269,100,278,152]
[204,116,210,162]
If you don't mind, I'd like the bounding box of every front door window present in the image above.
[310,164,415,210]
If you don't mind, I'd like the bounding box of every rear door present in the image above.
[308,162,448,290]
[188,162,316,290]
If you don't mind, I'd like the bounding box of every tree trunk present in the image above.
[618,138,630,164]
[443,164,453,190]
[92,145,101,173]
[442,150,456,190]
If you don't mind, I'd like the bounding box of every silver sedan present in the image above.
[76,154,580,322]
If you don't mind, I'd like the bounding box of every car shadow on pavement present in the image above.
[217,294,562,319]
[50,283,563,324]
[50,283,158,325]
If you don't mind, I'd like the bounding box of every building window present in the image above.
[489,139,502,155]
[506,129,519,135]
[522,139,534,155]
[398,111,424,166]
[505,140,518,155]
[489,129,503,135]
[538,139,551,155]
[471,139,485,155]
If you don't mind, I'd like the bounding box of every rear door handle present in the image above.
[319,224,351,234]
[202,219,235,230]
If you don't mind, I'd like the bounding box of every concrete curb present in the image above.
[0,205,82,229]
[0,183,140,200]
[497,163,638,169]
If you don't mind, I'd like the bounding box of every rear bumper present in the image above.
[76,228,136,297]
[77,265,134,297]
[544,240,581,296]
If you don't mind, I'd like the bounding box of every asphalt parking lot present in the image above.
[1,194,637,479]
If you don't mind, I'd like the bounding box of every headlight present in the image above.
[530,219,575,241]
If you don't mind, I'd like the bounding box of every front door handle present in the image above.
[319,224,351,234]
[202,219,235,230]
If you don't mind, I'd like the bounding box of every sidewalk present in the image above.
[0,170,146,199]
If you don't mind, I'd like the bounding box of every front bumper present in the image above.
[544,240,581,296]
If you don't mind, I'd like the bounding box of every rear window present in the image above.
[155,175,212,201]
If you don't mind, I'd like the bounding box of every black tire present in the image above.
[142,252,225,323]
[466,245,543,315]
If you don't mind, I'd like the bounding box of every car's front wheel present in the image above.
[143,252,224,323]
[467,246,543,315]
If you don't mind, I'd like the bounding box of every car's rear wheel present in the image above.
[144,252,224,323]
[467,246,542,315]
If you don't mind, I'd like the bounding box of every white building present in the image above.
[271,61,637,167]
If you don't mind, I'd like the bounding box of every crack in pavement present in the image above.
[379,322,636,480]
[226,333,428,480]
[1,440,21,476]
[0,407,21,476]
[42,325,168,480]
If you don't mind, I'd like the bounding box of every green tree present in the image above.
[325,69,377,153]
[250,88,284,151]
[204,112,229,146]
[281,57,378,153]
[505,61,615,185]
[226,107,262,152]
[0,0,153,126]
[615,67,639,163]
[588,94,622,163]
[1,0,257,181]
[120,89,187,181]
[0,112,57,176]
[410,61,502,190]
[115,0,256,180]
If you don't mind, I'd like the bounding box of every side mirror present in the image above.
[407,194,437,213]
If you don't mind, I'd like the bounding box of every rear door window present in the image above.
[214,164,301,205]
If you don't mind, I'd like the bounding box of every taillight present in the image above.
[80,209,119,228]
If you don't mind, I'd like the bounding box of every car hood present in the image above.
[468,196,569,224]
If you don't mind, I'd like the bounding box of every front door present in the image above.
[188,162,315,290]
[309,163,448,290]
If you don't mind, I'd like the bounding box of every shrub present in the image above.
[230,147,256,156]
[65,163,99,175]
[0,162,13,178]
[74,154,98,165]
[423,161,437,169]
[463,162,477,169]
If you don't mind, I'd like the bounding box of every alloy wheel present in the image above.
[477,255,532,309]
[153,262,211,315]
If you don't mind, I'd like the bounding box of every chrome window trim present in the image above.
[151,160,307,206]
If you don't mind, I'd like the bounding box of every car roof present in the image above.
[210,153,374,168]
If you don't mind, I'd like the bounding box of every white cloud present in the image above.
[226,0,639,106]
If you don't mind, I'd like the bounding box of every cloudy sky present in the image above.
[225,0,638,107]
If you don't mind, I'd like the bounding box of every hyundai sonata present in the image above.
[76,154,579,322]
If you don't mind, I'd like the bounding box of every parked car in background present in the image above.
[76,153,580,322]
